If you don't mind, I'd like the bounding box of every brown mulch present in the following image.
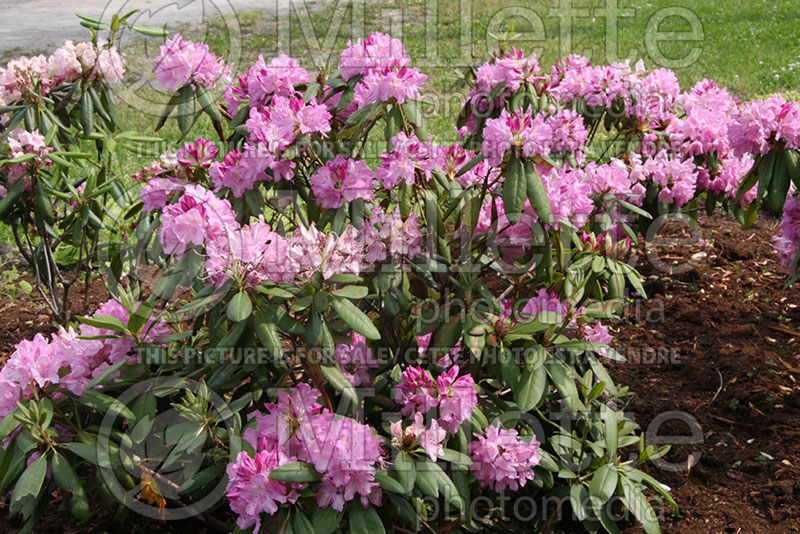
[616,213,800,533]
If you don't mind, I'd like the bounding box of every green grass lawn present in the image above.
[114,0,800,147]
[3,0,800,243]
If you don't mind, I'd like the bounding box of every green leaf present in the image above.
[269,461,323,483]
[503,157,527,224]
[346,101,381,126]
[331,297,380,340]
[319,364,357,406]
[51,452,90,521]
[440,448,472,466]
[756,151,776,203]
[402,100,424,131]
[516,361,547,412]
[126,301,153,334]
[524,159,553,226]
[34,179,54,225]
[77,390,136,421]
[588,464,618,505]
[132,25,169,37]
[256,285,295,299]
[10,453,47,514]
[331,285,369,299]
[786,149,800,189]
[86,359,128,389]
[455,153,484,177]
[0,179,25,218]
[227,291,252,322]
[77,313,130,334]
[375,469,406,494]
[431,316,463,356]
[767,152,790,213]
[394,451,415,494]
[387,494,419,531]
[415,461,464,511]
[620,477,660,534]
[195,85,222,123]
[624,468,678,512]
[604,409,619,460]
[597,502,622,534]
[291,510,316,534]
[570,483,590,521]
[80,90,94,135]
[176,85,196,138]
[349,503,385,534]
[545,359,582,413]
[0,407,21,439]
[326,273,363,284]
[736,155,761,200]
[311,507,340,534]
[254,320,284,362]
[63,443,99,466]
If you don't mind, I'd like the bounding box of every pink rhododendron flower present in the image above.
[360,206,423,262]
[154,34,229,90]
[0,54,55,101]
[579,322,613,345]
[520,289,577,327]
[0,299,170,418]
[637,150,698,207]
[544,109,589,154]
[339,32,426,107]
[226,447,300,532]
[139,177,185,212]
[231,384,384,522]
[470,422,541,492]
[434,143,496,188]
[176,138,219,169]
[481,108,552,167]
[159,184,238,257]
[396,365,477,434]
[395,366,439,416]
[628,68,680,124]
[375,132,437,189]
[310,156,376,209]
[730,95,800,156]
[224,53,311,113]
[550,59,640,111]
[287,224,367,281]
[390,413,447,461]
[51,41,124,84]
[773,195,800,274]
[205,217,295,287]
[1,128,53,193]
[667,79,737,157]
[435,365,478,434]
[209,146,268,196]
[461,49,543,120]
[335,332,379,387]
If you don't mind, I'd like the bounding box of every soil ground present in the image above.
[616,213,800,533]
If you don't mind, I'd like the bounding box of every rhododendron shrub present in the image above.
[0,14,167,321]
[11,19,800,534]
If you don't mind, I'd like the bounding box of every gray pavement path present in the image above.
[0,0,291,55]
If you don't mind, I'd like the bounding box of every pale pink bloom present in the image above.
[390,413,446,461]
[435,365,477,434]
[335,332,379,387]
[154,34,228,90]
[470,422,541,492]
[310,156,376,209]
